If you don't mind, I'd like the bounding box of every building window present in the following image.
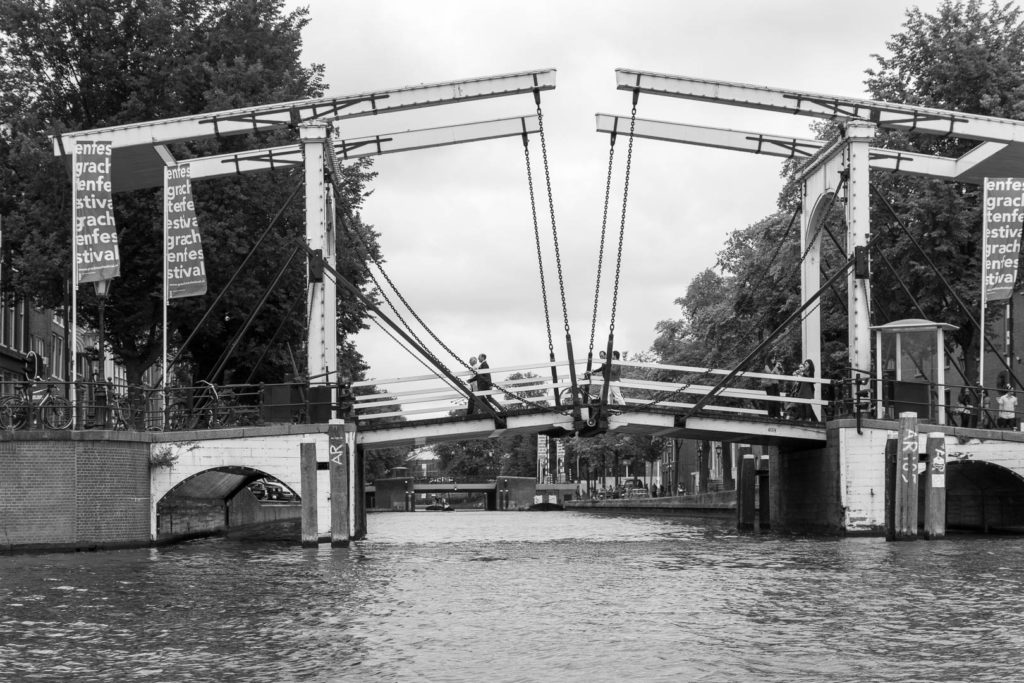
[14,300,25,352]
[2,302,14,348]
[51,334,65,380]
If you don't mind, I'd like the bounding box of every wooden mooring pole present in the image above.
[328,420,350,548]
[923,432,947,540]
[737,451,756,531]
[300,442,318,548]
[889,412,919,541]
[757,453,770,531]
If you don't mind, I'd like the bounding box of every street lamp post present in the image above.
[94,279,112,428]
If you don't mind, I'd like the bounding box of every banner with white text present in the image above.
[983,177,1024,302]
[74,140,120,284]
[164,164,207,299]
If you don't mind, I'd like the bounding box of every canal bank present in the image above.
[566,490,737,515]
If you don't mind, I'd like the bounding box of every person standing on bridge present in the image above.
[763,356,784,418]
[785,359,816,421]
[467,354,494,415]
[997,385,1018,430]
[608,351,625,406]
[466,356,479,415]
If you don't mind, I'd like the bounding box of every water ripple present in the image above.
[1,513,1024,681]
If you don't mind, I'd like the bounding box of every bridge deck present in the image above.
[356,405,826,449]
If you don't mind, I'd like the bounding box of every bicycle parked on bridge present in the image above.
[0,380,73,430]
[166,380,235,430]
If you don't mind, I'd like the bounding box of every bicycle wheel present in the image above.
[208,400,234,428]
[0,395,28,431]
[110,396,134,430]
[42,396,73,430]
[167,402,192,430]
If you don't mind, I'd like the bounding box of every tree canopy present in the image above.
[0,0,383,386]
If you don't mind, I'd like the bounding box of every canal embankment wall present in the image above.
[0,431,151,552]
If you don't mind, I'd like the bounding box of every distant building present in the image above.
[406,447,442,480]
[0,290,126,396]
[536,434,566,483]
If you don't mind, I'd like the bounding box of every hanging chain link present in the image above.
[325,136,563,414]
[588,134,617,360]
[536,105,572,336]
[608,105,638,335]
[523,139,555,357]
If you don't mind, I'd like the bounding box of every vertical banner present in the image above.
[164,164,207,299]
[982,177,1024,301]
[73,140,120,284]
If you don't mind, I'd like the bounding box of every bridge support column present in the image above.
[300,442,319,547]
[844,121,875,384]
[887,413,920,540]
[737,451,756,531]
[799,121,877,415]
[923,432,947,540]
[300,122,337,403]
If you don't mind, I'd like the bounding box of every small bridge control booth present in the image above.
[872,318,957,424]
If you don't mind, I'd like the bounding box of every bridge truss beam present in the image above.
[54,69,556,192]
[56,70,555,406]
[615,68,1024,145]
[594,115,961,180]
[607,68,1024,413]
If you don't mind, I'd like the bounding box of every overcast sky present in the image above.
[287,0,952,383]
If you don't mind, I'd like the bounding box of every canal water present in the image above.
[2,511,1023,682]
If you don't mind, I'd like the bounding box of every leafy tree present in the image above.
[435,439,501,480]
[863,0,1024,382]
[500,370,549,407]
[497,433,539,477]
[0,0,382,389]
[564,432,665,488]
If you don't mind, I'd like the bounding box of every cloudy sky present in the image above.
[287,0,950,383]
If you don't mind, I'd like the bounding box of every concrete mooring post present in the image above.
[300,442,318,548]
[890,412,920,541]
[923,432,947,540]
[328,421,349,548]
[737,451,756,531]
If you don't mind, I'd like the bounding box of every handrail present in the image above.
[351,359,564,388]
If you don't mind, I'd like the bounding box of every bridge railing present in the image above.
[352,359,573,423]
[0,378,339,432]
[348,358,833,424]
[605,360,829,418]
[832,376,1020,429]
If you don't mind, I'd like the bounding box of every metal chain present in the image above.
[608,105,638,335]
[523,140,555,357]
[326,124,575,415]
[536,105,571,336]
[337,210,465,374]
[332,178,562,413]
[588,134,617,359]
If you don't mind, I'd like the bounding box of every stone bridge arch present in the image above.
[149,428,330,541]
[947,457,1024,532]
